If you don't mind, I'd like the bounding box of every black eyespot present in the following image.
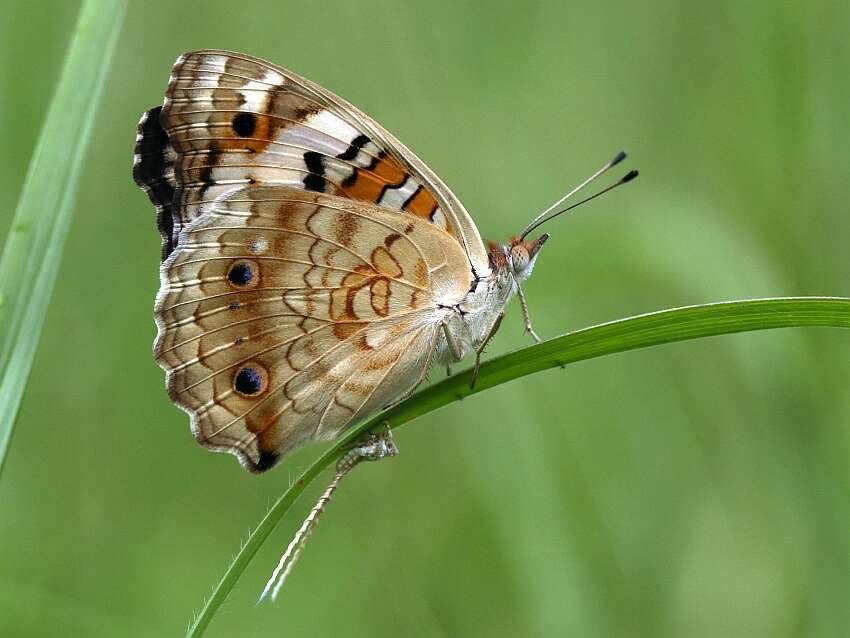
[228,262,253,286]
[232,112,257,137]
[234,366,263,395]
[229,301,241,310]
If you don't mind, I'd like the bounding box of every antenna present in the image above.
[520,151,637,240]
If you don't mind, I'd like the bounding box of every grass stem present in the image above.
[0,0,127,475]
[186,296,850,637]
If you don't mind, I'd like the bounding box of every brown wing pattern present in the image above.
[133,50,489,275]
[155,186,471,471]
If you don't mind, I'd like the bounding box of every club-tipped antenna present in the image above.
[520,151,630,240]
[521,168,638,239]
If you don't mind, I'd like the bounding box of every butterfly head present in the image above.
[512,152,638,277]
[487,234,548,283]
[506,234,549,282]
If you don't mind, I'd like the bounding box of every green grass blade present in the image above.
[0,0,127,474]
[187,296,850,637]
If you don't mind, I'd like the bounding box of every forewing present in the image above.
[155,186,470,471]
[133,50,490,276]
[133,106,178,259]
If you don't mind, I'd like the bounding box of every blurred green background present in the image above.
[2,1,849,636]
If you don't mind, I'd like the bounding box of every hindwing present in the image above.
[155,186,471,471]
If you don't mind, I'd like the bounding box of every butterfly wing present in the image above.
[133,106,178,259]
[133,50,490,278]
[155,186,471,472]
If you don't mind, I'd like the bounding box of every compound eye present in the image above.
[511,247,529,271]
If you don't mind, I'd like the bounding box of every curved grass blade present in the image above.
[0,0,128,475]
[187,296,850,637]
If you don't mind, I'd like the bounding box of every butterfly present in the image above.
[133,50,636,475]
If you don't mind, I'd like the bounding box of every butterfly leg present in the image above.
[441,319,465,362]
[260,426,397,602]
[339,425,399,471]
[515,280,542,343]
[470,312,504,389]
